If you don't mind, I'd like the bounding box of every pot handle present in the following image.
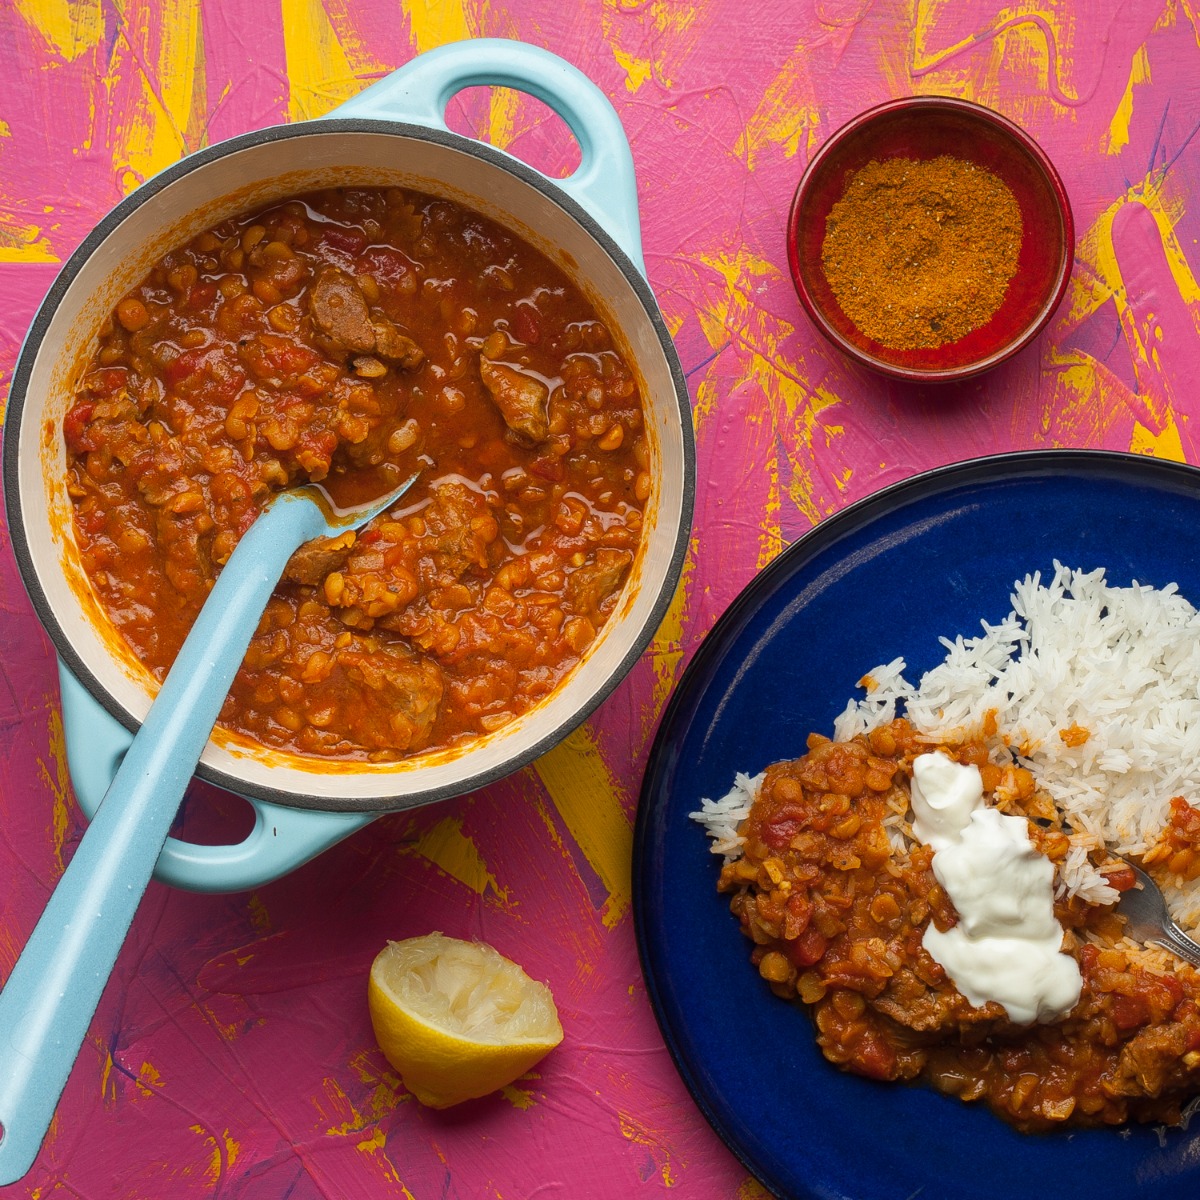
[334,38,645,272]
[58,663,377,894]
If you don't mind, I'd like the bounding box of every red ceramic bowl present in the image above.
[787,96,1074,382]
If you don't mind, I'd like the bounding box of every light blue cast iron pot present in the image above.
[3,39,694,893]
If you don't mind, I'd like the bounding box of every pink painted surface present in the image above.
[2,1,1199,1195]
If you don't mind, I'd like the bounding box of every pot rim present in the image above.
[4,117,696,812]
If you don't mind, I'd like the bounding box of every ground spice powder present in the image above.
[821,155,1023,351]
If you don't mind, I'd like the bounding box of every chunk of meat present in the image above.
[870,964,1006,1035]
[1113,1022,1191,1097]
[422,481,501,580]
[308,266,376,354]
[282,531,355,586]
[479,356,549,442]
[323,483,500,631]
[302,642,443,753]
[566,548,632,623]
[372,316,425,368]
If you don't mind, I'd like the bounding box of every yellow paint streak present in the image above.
[613,45,653,93]
[408,816,509,901]
[36,704,73,875]
[1039,353,1123,445]
[406,0,474,53]
[649,550,694,718]
[618,1109,677,1187]
[110,0,204,189]
[690,248,795,378]
[735,42,821,166]
[1105,45,1150,155]
[13,0,104,61]
[483,89,524,158]
[158,0,204,150]
[1123,192,1200,306]
[532,793,568,853]
[356,1127,386,1154]
[737,1178,774,1199]
[1131,415,1186,461]
[501,1082,538,1109]
[599,0,695,92]
[282,0,385,121]
[343,1054,414,1185]
[785,383,843,529]
[687,370,721,437]
[189,1126,240,1187]
[320,1076,367,1137]
[97,1039,117,1103]
[247,893,272,934]
[910,5,1075,104]
[350,1051,409,1134]
[534,725,632,927]
[0,238,60,263]
[135,1059,163,1098]
[689,245,846,537]
[758,427,782,570]
[1073,182,1200,438]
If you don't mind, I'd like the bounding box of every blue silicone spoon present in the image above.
[0,473,417,1185]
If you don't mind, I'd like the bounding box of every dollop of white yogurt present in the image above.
[910,753,1082,1025]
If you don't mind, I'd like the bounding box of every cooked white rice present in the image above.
[692,563,1200,935]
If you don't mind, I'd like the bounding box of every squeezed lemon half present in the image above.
[368,933,564,1108]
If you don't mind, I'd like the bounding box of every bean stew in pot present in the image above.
[63,187,648,761]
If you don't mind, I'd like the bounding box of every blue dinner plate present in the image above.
[633,450,1200,1200]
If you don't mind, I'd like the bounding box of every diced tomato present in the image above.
[241,334,320,383]
[302,428,336,454]
[1110,993,1149,1031]
[163,348,205,388]
[235,505,261,537]
[316,225,367,260]
[162,346,245,402]
[1159,972,1185,1006]
[79,507,106,535]
[783,892,812,939]
[1140,971,1186,1020]
[513,301,542,345]
[530,455,565,482]
[1168,796,1200,838]
[357,245,415,288]
[785,926,828,968]
[1102,864,1137,892]
[84,367,127,397]
[63,402,96,453]
[849,1029,897,1081]
[762,818,801,850]
[185,282,218,311]
[275,342,318,377]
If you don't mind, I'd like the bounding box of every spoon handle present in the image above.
[0,493,327,1185]
[1153,924,1200,970]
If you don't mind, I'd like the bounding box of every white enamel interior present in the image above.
[16,127,688,807]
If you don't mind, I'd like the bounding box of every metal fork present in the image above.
[1115,861,1200,969]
